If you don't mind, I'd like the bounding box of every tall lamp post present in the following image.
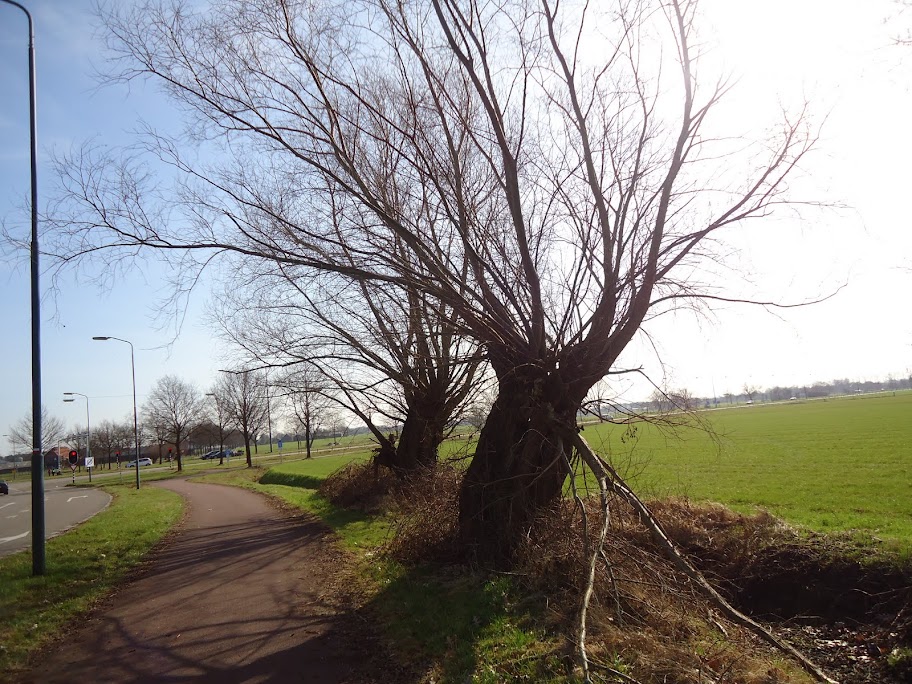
[2,0,45,576]
[93,336,140,489]
[63,392,91,479]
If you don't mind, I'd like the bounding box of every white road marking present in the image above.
[0,502,15,510]
[66,496,89,503]
[6,515,18,519]
[0,531,29,545]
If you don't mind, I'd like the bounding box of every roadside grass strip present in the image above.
[0,486,183,676]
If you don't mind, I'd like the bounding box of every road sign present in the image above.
[85,457,95,468]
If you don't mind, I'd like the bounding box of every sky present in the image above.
[1,0,911,455]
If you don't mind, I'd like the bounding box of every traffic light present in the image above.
[115,451,121,462]
[68,450,79,465]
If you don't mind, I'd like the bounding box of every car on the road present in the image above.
[126,458,153,468]
[0,480,8,495]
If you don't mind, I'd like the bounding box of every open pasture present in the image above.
[585,392,912,553]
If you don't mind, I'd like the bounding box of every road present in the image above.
[0,476,112,558]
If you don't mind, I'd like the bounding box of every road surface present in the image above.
[21,479,380,683]
[0,477,111,558]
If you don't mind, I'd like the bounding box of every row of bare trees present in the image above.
[41,0,816,566]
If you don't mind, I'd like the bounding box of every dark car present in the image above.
[0,481,8,495]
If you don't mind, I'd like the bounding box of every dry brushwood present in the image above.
[570,431,839,684]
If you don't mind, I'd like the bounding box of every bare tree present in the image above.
[204,390,233,464]
[7,406,66,454]
[742,384,760,403]
[215,370,268,467]
[93,418,135,468]
[651,388,696,413]
[47,0,818,564]
[142,375,205,472]
[214,248,484,475]
[275,366,333,459]
[144,419,171,465]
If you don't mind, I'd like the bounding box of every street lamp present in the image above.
[93,336,140,490]
[2,0,45,576]
[63,392,91,480]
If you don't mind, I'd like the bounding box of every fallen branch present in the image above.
[571,432,839,684]
[567,449,613,683]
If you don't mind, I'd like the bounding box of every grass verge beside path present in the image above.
[0,486,183,677]
[196,451,387,551]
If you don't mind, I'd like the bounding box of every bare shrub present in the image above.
[385,465,463,565]
[512,497,815,683]
[319,462,399,514]
[319,460,463,563]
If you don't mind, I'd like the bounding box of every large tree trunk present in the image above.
[367,389,448,478]
[390,409,444,474]
[243,434,253,467]
[458,367,579,567]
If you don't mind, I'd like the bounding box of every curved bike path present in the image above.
[23,479,375,683]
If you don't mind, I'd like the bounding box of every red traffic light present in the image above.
[68,450,79,465]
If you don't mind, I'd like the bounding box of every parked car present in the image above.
[200,450,219,460]
[126,457,153,468]
[0,480,8,495]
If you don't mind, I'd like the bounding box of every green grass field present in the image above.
[584,391,912,553]
[237,392,912,553]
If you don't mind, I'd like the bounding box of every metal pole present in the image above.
[1,0,45,576]
[93,336,140,489]
[265,369,272,452]
[63,392,91,472]
[129,341,139,489]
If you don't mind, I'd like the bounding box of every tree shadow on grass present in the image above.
[259,470,325,489]
[355,565,563,683]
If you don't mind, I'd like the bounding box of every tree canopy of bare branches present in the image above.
[215,370,269,467]
[216,262,484,474]
[7,406,66,455]
[48,0,817,565]
[142,375,205,471]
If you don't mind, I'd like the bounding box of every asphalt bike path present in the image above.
[23,479,372,683]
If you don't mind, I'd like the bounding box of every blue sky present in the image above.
[2,0,911,455]
[1,0,223,453]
